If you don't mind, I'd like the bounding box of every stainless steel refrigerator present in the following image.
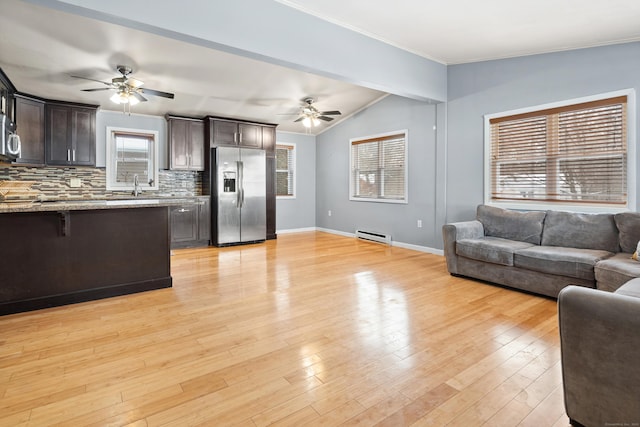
[211,147,266,246]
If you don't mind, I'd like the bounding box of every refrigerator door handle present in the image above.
[238,160,244,208]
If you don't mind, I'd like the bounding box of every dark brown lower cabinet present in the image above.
[170,198,210,248]
[0,207,172,315]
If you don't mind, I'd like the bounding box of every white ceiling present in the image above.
[1,0,639,135]
[278,0,640,64]
[0,0,385,134]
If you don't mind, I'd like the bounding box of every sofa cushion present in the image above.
[595,253,640,292]
[615,278,640,298]
[515,246,613,280]
[614,212,640,254]
[476,205,546,245]
[456,237,534,267]
[541,211,619,252]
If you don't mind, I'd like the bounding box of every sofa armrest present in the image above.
[442,220,484,274]
[558,286,640,427]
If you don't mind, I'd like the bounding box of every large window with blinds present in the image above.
[350,130,408,203]
[485,92,634,210]
[276,143,295,198]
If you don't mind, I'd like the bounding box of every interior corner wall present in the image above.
[446,41,640,223]
[315,95,439,249]
[275,131,316,231]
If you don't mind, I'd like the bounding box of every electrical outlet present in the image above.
[417,219,422,228]
[328,210,332,217]
[69,178,82,188]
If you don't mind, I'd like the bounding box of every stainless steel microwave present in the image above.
[0,113,20,162]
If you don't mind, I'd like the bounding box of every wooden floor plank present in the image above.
[0,231,569,426]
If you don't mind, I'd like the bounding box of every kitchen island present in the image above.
[0,198,196,315]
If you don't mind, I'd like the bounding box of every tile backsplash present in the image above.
[0,165,203,200]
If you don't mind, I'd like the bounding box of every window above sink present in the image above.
[106,127,159,192]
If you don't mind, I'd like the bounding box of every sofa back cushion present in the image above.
[542,211,619,252]
[614,212,640,254]
[476,205,546,245]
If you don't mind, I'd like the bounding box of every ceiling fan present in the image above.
[71,65,174,110]
[294,97,341,128]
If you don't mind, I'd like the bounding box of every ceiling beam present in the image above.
[25,0,447,103]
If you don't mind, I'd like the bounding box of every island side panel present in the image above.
[0,206,172,315]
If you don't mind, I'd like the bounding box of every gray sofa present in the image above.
[442,205,640,298]
[559,281,640,426]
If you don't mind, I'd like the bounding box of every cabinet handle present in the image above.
[67,149,71,162]
[239,132,243,143]
[72,149,76,162]
[178,208,190,213]
[233,132,238,144]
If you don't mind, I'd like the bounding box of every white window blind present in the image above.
[489,96,627,206]
[350,131,407,202]
[276,144,295,197]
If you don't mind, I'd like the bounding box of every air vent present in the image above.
[355,229,391,245]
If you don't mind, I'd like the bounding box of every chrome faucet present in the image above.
[132,174,141,197]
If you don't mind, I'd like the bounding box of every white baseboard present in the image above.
[276,227,317,234]
[315,227,443,255]
[316,227,355,238]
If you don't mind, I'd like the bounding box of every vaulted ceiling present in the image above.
[1,0,638,135]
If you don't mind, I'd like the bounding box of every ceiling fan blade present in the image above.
[132,92,148,102]
[127,77,144,88]
[321,110,342,116]
[140,88,175,99]
[70,75,112,86]
[81,87,113,92]
[318,116,335,122]
[293,116,305,123]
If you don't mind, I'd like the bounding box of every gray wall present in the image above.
[316,95,439,248]
[96,111,168,168]
[446,41,640,222]
[275,131,316,231]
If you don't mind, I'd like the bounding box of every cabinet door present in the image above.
[213,120,238,146]
[198,198,210,242]
[169,119,189,170]
[71,108,95,166]
[14,96,45,165]
[238,123,261,148]
[262,126,275,156]
[170,205,198,243]
[189,120,205,171]
[45,104,95,166]
[46,105,71,165]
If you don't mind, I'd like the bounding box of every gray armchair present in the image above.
[558,281,640,427]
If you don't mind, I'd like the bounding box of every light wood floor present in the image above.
[0,231,570,426]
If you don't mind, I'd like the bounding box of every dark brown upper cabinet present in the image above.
[45,102,97,166]
[208,118,262,148]
[262,126,276,157]
[167,115,205,171]
[14,93,45,166]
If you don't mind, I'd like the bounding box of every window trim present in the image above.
[106,126,159,191]
[275,142,296,199]
[483,89,636,213]
[349,129,409,204]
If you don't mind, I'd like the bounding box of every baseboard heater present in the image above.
[355,229,392,245]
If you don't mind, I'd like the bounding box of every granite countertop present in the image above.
[0,196,209,214]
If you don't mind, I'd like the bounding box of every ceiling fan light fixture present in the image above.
[110,91,129,104]
[302,116,312,128]
[110,90,140,106]
[128,94,140,106]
